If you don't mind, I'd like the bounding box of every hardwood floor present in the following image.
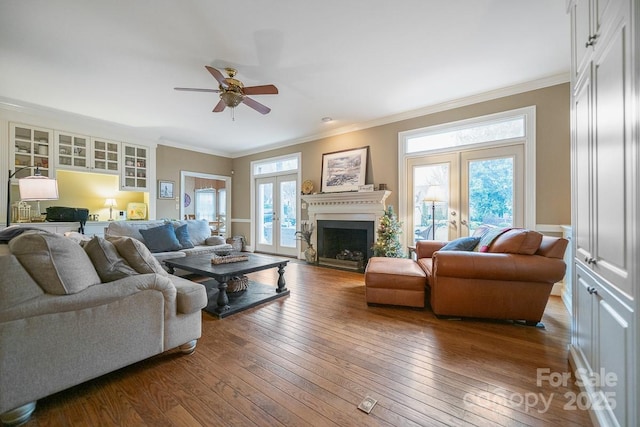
[24,262,592,426]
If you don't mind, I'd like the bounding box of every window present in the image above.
[253,156,299,176]
[404,113,526,154]
[399,106,536,248]
[195,189,216,221]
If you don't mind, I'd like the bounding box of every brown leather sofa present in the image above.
[364,228,568,324]
[416,229,568,324]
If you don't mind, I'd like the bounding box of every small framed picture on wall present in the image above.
[158,180,174,199]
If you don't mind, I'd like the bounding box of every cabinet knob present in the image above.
[587,286,598,295]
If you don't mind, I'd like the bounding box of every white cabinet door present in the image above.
[91,138,120,175]
[121,144,148,190]
[10,123,54,179]
[591,7,633,297]
[55,131,90,171]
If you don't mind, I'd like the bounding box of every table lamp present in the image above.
[8,167,59,225]
[104,198,118,221]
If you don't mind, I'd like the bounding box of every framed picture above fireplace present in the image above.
[321,146,368,193]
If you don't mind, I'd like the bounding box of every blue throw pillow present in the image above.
[175,224,194,249]
[439,236,480,251]
[139,223,182,253]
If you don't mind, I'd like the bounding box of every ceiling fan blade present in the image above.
[174,87,220,93]
[243,84,279,95]
[242,97,271,114]
[212,99,226,112]
[205,66,228,88]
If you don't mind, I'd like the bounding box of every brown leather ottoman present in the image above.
[364,257,427,308]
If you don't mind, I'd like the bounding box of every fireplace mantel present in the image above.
[302,190,391,214]
[302,190,391,251]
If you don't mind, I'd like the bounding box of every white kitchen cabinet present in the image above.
[91,138,120,174]
[9,123,54,179]
[121,143,148,191]
[569,0,637,425]
[55,132,120,175]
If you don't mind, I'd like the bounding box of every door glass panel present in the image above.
[467,157,514,234]
[258,182,273,245]
[279,179,297,248]
[413,163,450,243]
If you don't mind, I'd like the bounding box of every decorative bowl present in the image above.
[213,248,232,257]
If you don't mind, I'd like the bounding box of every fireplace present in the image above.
[317,220,374,271]
[301,190,391,271]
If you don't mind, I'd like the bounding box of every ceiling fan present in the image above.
[174,66,278,115]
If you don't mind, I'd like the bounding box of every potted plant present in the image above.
[295,221,316,263]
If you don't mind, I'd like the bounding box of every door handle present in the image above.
[450,219,457,227]
[460,219,468,227]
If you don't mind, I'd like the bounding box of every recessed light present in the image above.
[321,117,333,123]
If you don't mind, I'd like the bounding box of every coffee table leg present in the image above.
[216,276,230,314]
[276,263,287,293]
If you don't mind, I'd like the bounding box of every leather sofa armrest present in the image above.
[415,240,448,259]
[433,251,566,283]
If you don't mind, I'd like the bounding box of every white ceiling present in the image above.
[0,1,570,157]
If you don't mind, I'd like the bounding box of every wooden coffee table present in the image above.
[164,253,290,318]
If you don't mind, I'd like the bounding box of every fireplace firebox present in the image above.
[317,220,374,271]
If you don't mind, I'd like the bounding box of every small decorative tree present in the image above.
[372,206,404,257]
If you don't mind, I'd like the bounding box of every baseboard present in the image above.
[568,346,619,427]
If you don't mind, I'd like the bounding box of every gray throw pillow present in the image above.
[9,232,101,295]
[107,236,169,276]
[139,223,182,253]
[439,236,481,251]
[84,236,138,282]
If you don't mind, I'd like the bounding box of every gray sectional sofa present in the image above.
[0,231,207,425]
[104,219,233,264]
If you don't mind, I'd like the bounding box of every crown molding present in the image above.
[230,73,569,158]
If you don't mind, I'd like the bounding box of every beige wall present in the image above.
[155,145,233,220]
[232,83,570,243]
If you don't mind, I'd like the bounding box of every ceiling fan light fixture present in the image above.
[220,90,243,108]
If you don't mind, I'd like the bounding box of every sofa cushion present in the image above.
[488,228,543,255]
[173,219,211,246]
[9,232,101,295]
[175,224,195,249]
[139,223,182,253]
[84,236,138,282]
[104,221,151,243]
[107,236,169,277]
[0,255,45,311]
[439,236,480,251]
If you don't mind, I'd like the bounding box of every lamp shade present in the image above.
[104,198,118,208]
[18,176,59,201]
[424,185,444,203]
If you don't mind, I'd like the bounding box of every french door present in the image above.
[408,144,524,244]
[255,174,298,256]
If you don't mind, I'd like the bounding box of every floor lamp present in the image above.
[424,185,443,240]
